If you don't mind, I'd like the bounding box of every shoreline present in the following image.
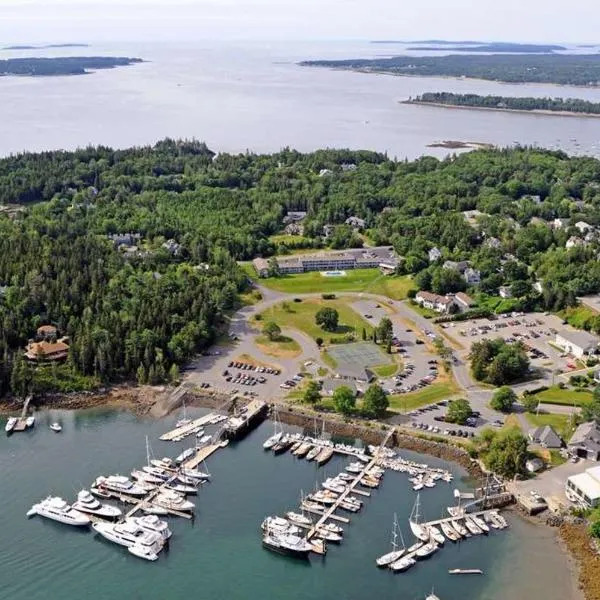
[401,99,600,119]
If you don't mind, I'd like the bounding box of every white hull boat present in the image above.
[27,496,90,527]
[390,556,416,572]
[72,490,122,519]
[128,544,159,561]
[427,525,445,545]
[5,417,17,433]
[92,520,164,555]
[93,475,149,497]
[131,515,172,540]
[49,423,62,432]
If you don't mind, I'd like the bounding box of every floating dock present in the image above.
[159,413,221,441]
[222,399,267,440]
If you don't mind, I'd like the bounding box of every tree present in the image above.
[262,321,282,341]
[377,317,394,345]
[511,280,532,298]
[315,307,339,332]
[361,327,367,341]
[483,428,528,478]
[469,338,529,385]
[267,257,280,277]
[333,385,356,415]
[168,363,180,384]
[582,390,600,422]
[446,398,473,425]
[362,384,389,418]
[315,337,324,348]
[491,386,517,413]
[521,393,540,413]
[303,380,321,404]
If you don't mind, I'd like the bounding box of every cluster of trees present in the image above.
[446,398,473,425]
[410,93,600,115]
[0,56,142,77]
[302,381,389,418]
[315,307,339,332]
[490,387,517,413]
[470,339,530,386]
[303,53,600,86]
[476,428,529,478]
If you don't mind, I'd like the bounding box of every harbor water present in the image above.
[0,407,579,600]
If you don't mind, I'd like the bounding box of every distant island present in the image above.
[0,56,142,77]
[300,53,600,86]
[405,92,600,116]
[3,43,89,50]
[406,43,566,53]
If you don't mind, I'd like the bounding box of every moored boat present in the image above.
[27,496,90,527]
[262,531,312,559]
[49,422,62,432]
[415,541,439,559]
[390,556,416,572]
[409,494,430,542]
[305,446,322,461]
[5,417,17,433]
[286,511,312,527]
[376,513,406,567]
[315,446,334,466]
[72,490,122,519]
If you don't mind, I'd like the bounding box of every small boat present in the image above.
[451,519,468,537]
[128,544,159,561]
[305,446,322,461]
[448,568,483,575]
[315,527,343,543]
[472,514,490,533]
[415,541,439,559]
[27,496,90,527]
[198,435,212,444]
[93,475,149,497]
[175,448,195,464]
[491,511,508,529]
[294,442,312,457]
[180,467,210,481]
[319,521,343,535]
[409,494,430,542]
[390,556,416,572]
[90,486,111,499]
[441,521,461,541]
[301,499,325,514]
[141,465,170,480]
[413,482,424,491]
[5,417,17,433]
[426,589,441,600]
[376,513,406,567]
[132,470,164,485]
[175,399,192,429]
[286,511,312,527]
[154,489,195,512]
[151,458,175,470]
[262,531,312,559]
[427,525,445,545]
[26,416,35,428]
[49,422,62,433]
[272,434,293,455]
[72,490,122,519]
[142,505,169,516]
[345,462,364,474]
[219,439,229,448]
[322,478,346,494]
[463,517,482,535]
[307,491,338,506]
[290,440,302,453]
[92,520,164,557]
[264,409,283,450]
[165,482,198,495]
[261,516,301,536]
[315,447,334,466]
[195,428,205,438]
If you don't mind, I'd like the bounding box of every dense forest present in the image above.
[301,53,600,86]
[0,56,142,76]
[3,140,600,396]
[407,92,600,115]
[405,43,566,53]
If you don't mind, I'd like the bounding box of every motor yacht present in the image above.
[261,516,301,536]
[27,496,90,526]
[93,475,149,497]
[390,556,416,572]
[262,531,312,559]
[150,458,175,470]
[165,481,198,495]
[49,422,62,432]
[154,489,195,512]
[315,527,342,543]
[141,465,170,480]
[179,467,210,481]
[130,515,172,540]
[72,490,122,519]
[322,478,346,494]
[128,544,159,561]
[198,435,212,445]
[286,511,312,527]
[92,520,164,556]
[5,417,17,433]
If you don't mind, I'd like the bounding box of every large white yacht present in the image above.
[92,520,164,559]
[93,475,149,497]
[72,490,122,519]
[154,489,195,512]
[130,515,172,540]
[27,496,91,526]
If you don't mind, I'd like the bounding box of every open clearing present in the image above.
[258,298,374,344]
[388,377,461,412]
[532,386,593,407]
[250,269,414,299]
[525,412,576,442]
[254,334,301,358]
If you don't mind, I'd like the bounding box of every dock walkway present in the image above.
[159,413,219,441]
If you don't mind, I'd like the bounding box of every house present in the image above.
[252,257,270,277]
[555,330,600,358]
[575,221,592,233]
[345,216,366,229]
[282,211,307,224]
[569,422,600,460]
[36,324,57,340]
[463,267,481,286]
[284,222,304,235]
[321,378,358,397]
[566,236,584,249]
[443,260,469,274]
[454,292,475,312]
[566,465,600,507]
[428,247,442,262]
[533,281,544,294]
[528,425,563,449]
[25,340,69,362]
[319,169,332,177]
[484,237,502,249]
[415,291,455,314]
[499,286,512,299]
[108,232,141,248]
[553,218,567,229]
[162,239,181,256]
[525,458,545,473]
[322,224,334,238]
[341,163,357,172]
[336,366,374,383]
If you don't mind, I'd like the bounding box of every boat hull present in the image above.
[262,538,310,559]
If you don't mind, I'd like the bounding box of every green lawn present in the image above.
[372,363,399,378]
[255,334,301,358]
[532,386,593,407]
[258,298,374,344]
[408,301,437,319]
[268,234,315,247]
[388,380,460,412]
[560,305,598,329]
[526,412,576,442]
[253,269,414,300]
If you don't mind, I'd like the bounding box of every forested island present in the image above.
[300,53,600,86]
[0,56,142,76]
[406,92,600,116]
[406,43,566,53]
[2,44,89,50]
[2,141,600,397]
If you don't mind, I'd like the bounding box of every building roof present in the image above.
[568,471,600,501]
[321,378,357,395]
[529,425,563,448]
[37,325,57,335]
[416,290,452,305]
[556,329,600,350]
[252,257,270,272]
[25,340,69,359]
[455,292,475,307]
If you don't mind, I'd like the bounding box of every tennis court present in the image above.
[328,342,391,372]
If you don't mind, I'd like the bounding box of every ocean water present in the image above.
[0,407,578,600]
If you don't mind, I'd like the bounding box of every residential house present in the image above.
[528,425,563,449]
[463,267,481,286]
[25,340,69,362]
[443,260,469,274]
[108,232,141,248]
[345,216,366,229]
[499,286,512,299]
[569,422,600,460]
[555,330,600,358]
[566,236,585,249]
[454,292,475,312]
[566,465,600,507]
[553,218,567,229]
[428,247,442,262]
[282,211,307,224]
[321,378,358,397]
[341,163,357,172]
[252,258,270,278]
[36,324,57,340]
[575,221,592,234]
[415,291,455,314]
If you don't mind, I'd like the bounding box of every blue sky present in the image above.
[1,0,598,44]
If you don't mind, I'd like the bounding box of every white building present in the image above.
[553,218,567,229]
[566,236,585,249]
[428,247,442,262]
[499,286,512,299]
[555,330,600,358]
[566,466,600,508]
[463,267,481,286]
[415,291,454,314]
[575,221,592,233]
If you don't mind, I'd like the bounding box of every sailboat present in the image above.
[409,494,430,542]
[376,513,406,567]
[263,407,282,450]
[176,399,191,429]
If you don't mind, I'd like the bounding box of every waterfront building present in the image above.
[566,465,600,508]
[555,330,600,358]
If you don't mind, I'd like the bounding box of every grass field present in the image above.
[560,305,599,329]
[502,414,522,431]
[372,363,399,378]
[252,269,414,300]
[268,234,316,247]
[258,298,374,344]
[533,386,593,407]
[526,412,576,442]
[255,334,301,358]
[388,379,461,412]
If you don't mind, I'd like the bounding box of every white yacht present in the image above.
[49,422,62,432]
[150,457,175,470]
[472,514,490,533]
[5,417,17,433]
[93,475,149,497]
[26,416,35,428]
[132,469,165,485]
[92,520,164,557]
[427,525,445,545]
[72,490,122,519]
[154,489,195,512]
[141,465,170,480]
[409,494,430,542]
[130,515,172,540]
[390,555,416,572]
[179,467,210,481]
[165,481,198,495]
[376,513,406,567]
[262,531,313,559]
[286,511,312,527]
[27,496,90,526]
[261,516,301,536]
[128,544,159,561]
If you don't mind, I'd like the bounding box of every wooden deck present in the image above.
[159,413,219,441]
[184,444,221,469]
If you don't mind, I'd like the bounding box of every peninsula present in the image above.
[2,43,89,50]
[405,92,600,117]
[0,56,142,77]
[300,53,600,86]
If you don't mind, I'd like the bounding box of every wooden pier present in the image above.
[12,395,33,431]
[183,443,221,469]
[305,428,395,542]
[420,509,495,528]
[159,413,220,441]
